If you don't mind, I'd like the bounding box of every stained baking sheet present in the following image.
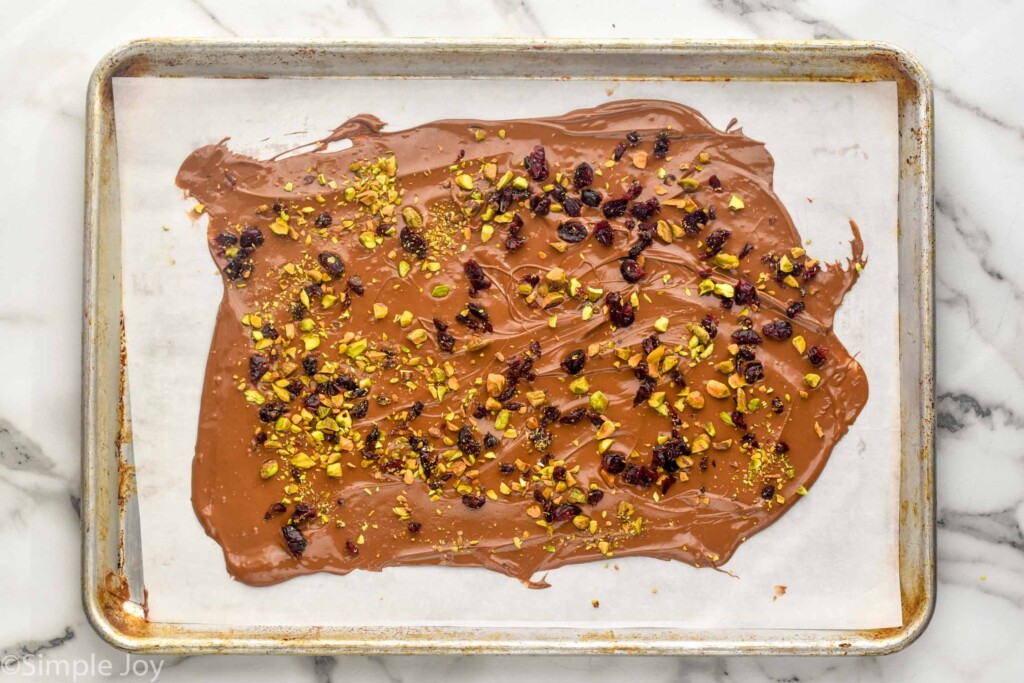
[113,76,901,630]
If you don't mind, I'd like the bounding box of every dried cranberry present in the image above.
[454,425,480,457]
[622,464,657,488]
[703,228,732,257]
[807,345,829,367]
[524,145,548,181]
[560,349,586,375]
[619,258,645,283]
[580,189,602,207]
[559,406,587,425]
[733,279,759,306]
[708,175,722,190]
[762,320,793,341]
[573,162,594,189]
[282,525,307,558]
[743,362,765,384]
[602,198,629,219]
[240,226,265,249]
[303,394,320,410]
[553,220,585,243]
[738,243,754,260]
[772,397,785,414]
[803,263,821,280]
[406,522,422,535]
[562,196,582,217]
[317,251,345,278]
[601,451,627,474]
[249,354,269,383]
[350,399,369,419]
[586,489,604,505]
[529,193,552,215]
[592,220,614,246]
[499,462,514,474]
[632,378,655,407]
[682,208,709,237]
[314,211,332,229]
[653,131,670,159]
[215,231,237,247]
[462,259,491,294]
[605,292,635,328]
[505,233,527,252]
[786,301,806,318]
[731,329,763,345]
[761,484,776,500]
[345,540,360,556]
[258,401,286,423]
[629,197,661,221]
[224,256,253,281]
[264,502,287,520]
[698,314,718,340]
[613,141,627,161]
[730,411,748,430]
[462,494,486,509]
[399,225,427,258]
[550,503,581,522]
[641,335,661,355]
[433,318,456,353]
[775,441,790,454]
[291,503,316,525]
[626,131,641,146]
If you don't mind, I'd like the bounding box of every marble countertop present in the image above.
[2,0,1022,681]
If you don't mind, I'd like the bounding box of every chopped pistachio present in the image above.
[289,452,316,469]
[431,285,450,298]
[373,303,389,320]
[685,391,705,409]
[728,194,745,211]
[260,460,279,479]
[653,316,669,333]
[713,253,739,270]
[713,282,735,298]
[398,260,411,277]
[706,380,730,399]
[678,177,700,192]
[804,373,821,388]
[569,377,590,395]
[792,335,806,354]
[589,391,609,414]
[398,310,414,328]
[494,409,511,431]
[455,174,475,190]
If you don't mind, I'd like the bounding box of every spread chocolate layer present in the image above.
[177,100,868,587]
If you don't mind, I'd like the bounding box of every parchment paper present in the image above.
[113,76,901,629]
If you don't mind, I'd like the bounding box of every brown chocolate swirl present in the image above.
[177,100,868,587]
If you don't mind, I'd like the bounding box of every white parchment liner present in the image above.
[113,77,900,629]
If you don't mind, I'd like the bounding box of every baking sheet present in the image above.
[113,76,901,630]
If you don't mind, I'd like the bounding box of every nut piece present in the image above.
[455,174,475,190]
[653,316,669,333]
[804,373,821,388]
[792,335,806,354]
[486,373,507,397]
[402,206,424,228]
[632,151,648,169]
[570,377,590,395]
[728,194,745,211]
[589,391,609,415]
[685,391,705,409]
[260,459,279,479]
[373,303,389,320]
[706,380,730,399]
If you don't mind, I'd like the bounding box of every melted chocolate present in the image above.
[177,100,868,587]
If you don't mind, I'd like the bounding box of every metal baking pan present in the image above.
[82,38,934,655]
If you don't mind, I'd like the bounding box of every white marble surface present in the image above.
[1,0,1022,681]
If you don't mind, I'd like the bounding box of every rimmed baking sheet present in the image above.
[83,39,933,655]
